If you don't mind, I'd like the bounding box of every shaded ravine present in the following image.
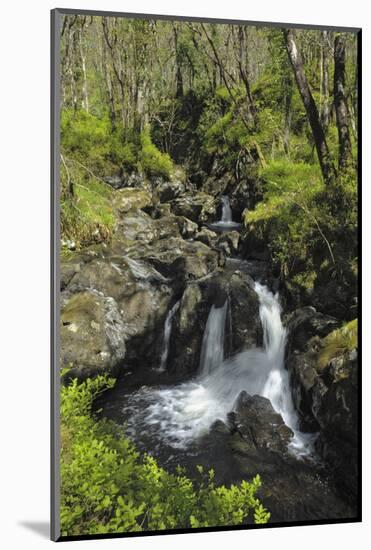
[94,196,356,523]
[118,281,314,456]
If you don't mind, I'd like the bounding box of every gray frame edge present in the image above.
[54,7,361,33]
[51,7,61,543]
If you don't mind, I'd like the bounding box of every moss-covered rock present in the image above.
[112,188,152,214]
[61,290,126,380]
[286,316,358,502]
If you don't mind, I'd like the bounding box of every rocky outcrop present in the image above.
[154,178,185,203]
[166,391,355,523]
[286,311,358,502]
[285,307,340,353]
[227,269,263,352]
[170,192,217,224]
[168,283,208,376]
[60,187,223,380]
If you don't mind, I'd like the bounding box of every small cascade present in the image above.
[158,300,180,372]
[221,195,232,223]
[208,195,241,232]
[199,301,228,376]
[123,280,314,456]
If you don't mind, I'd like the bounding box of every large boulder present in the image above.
[168,283,209,376]
[170,192,217,224]
[228,269,263,352]
[145,237,220,282]
[233,391,293,455]
[179,392,355,523]
[61,250,175,374]
[154,179,185,202]
[195,227,218,247]
[112,187,152,214]
[285,306,340,353]
[61,290,126,380]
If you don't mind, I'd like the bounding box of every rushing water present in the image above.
[208,195,241,232]
[199,302,228,376]
[221,195,232,223]
[158,300,180,372]
[122,281,315,457]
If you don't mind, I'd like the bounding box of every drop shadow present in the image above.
[18,521,50,539]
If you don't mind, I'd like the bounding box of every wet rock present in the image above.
[233,392,294,455]
[315,352,358,499]
[228,270,263,352]
[146,237,220,282]
[171,192,216,224]
[169,283,207,375]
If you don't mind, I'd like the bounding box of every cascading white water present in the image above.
[125,282,314,456]
[158,300,180,372]
[208,195,241,231]
[199,302,227,376]
[221,195,232,223]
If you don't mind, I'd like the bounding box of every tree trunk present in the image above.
[79,20,89,113]
[334,34,353,170]
[321,31,330,130]
[237,26,257,124]
[284,29,335,184]
[173,24,184,98]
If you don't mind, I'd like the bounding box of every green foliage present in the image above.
[61,375,269,536]
[61,109,138,174]
[317,319,358,369]
[61,109,112,175]
[245,160,357,318]
[60,159,115,249]
[140,128,174,178]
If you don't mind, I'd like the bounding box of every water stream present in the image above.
[221,195,232,223]
[158,300,181,372]
[208,195,241,232]
[121,280,315,457]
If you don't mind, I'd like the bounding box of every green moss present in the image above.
[317,319,358,370]
[140,128,174,178]
[60,160,115,249]
[292,270,317,292]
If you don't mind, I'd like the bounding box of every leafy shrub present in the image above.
[61,109,112,175]
[60,375,270,536]
[140,128,174,178]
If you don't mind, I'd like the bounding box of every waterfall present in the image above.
[126,281,314,456]
[221,195,232,223]
[158,300,180,372]
[199,302,227,376]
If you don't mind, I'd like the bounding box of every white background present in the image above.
[0,0,369,548]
